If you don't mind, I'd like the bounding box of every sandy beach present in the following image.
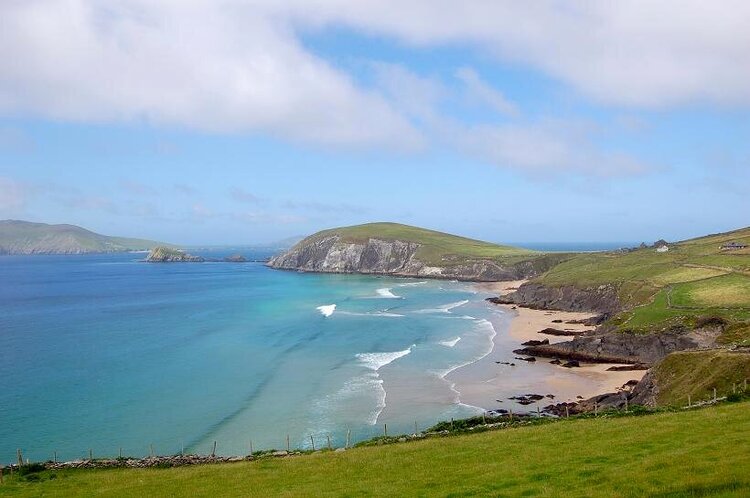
[448,281,646,412]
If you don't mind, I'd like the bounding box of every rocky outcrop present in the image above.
[493,282,620,315]
[145,247,204,262]
[268,234,555,281]
[515,326,722,366]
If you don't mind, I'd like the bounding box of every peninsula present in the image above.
[0,219,169,255]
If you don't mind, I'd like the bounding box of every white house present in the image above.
[656,245,669,253]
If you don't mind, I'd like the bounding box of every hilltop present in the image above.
[0,220,169,255]
[268,222,569,281]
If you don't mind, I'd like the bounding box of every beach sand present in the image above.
[447,281,646,412]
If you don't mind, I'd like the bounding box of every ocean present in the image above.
[0,251,510,463]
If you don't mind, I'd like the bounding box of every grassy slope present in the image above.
[651,351,750,406]
[301,222,560,268]
[535,226,750,334]
[3,402,750,497]
[0,220,168,254]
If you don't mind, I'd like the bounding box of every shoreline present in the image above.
[447,281,645,412]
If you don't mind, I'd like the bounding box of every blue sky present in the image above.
[0,2,748,245]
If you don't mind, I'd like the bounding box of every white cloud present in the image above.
[230,188,261,204]
[280,0,750,108]
[455,67,518,116]
[0,0,422,150]
[454,119,651,177]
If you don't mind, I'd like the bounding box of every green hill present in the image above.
[3,402,749,497]
[533,226,750,335]
[269,222,569,281]
[0,220,170,255]
[307,222,537,265]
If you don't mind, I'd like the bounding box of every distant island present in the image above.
[0,219,170,255]
[145,246,205,262]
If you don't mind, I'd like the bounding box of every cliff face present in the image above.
[494,282,621,315]
[267,234,549,281]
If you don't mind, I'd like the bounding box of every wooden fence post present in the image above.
[450,417,454,430]
[17,449,22,467]
[249,440,253,455]
[713,388,717,402]
[565,405,569,418]
[211,441,216,458]
[346,429,351,449]
[482,412,486,424]
[286,435,290,453]
[384,424,388,437]
[54,451,57,464]
[414,421,418,435]
[89,449,93,461]
[327,434,332,450]
[310,435,315,451]
[510,409,514,421]
[594,401,598,415]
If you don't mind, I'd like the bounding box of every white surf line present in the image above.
[316,304,336,317]
[356,344,415,424]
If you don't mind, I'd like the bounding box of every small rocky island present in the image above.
[145,246,204,262]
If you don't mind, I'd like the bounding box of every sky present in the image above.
[0,1,748,245]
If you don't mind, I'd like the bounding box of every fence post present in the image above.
[384,424,388,437]
[510,409,514,421]
[287,435,290,453]
[537,405,541,417]
[310,435,315,451]
[346,429,351,449]
[211,441,216,458]
[249,440,253,455]
[1,465,4,484]
[565,405,569,418]
[327,434,332,450]
[150,444,154,458]
[594,401,598,416]
[688,395,691,407]
[17,449,22,467]
[450,417,454,430]
[733,383,737,394]
[54,451,57,464]
[744,379,747,391]
[414,421,418,435]
[89,449,93,461]
[713,388,717,402]
[624,396,629,412]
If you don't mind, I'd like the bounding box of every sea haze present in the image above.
[0,251,506,462]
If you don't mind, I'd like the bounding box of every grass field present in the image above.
[535,226,750,334]
[2,402,749,497]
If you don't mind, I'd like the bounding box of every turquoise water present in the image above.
[0,252,505,463]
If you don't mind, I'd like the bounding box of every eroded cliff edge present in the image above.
[267,233,563,281]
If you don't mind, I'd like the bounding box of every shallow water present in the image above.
[0,252,506,462]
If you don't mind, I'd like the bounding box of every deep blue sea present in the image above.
[1,251,509,463]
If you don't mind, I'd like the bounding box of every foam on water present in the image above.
[439,337,462,348]
[316,304,336,317]
[356,345,414,371]
[397,281,427,287]
[415,299,469,314]
[352,344,416,424]
[376,287,402,299]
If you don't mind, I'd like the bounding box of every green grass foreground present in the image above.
[3,402,750,497]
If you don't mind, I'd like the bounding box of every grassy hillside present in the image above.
[649,351,750,406]
[3,402,749,497]
[535,226,750,333]
[0,220,169,254]
[301,222,552,267]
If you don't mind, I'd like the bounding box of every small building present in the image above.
[656,245,669,253]
[721,241,748,250]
